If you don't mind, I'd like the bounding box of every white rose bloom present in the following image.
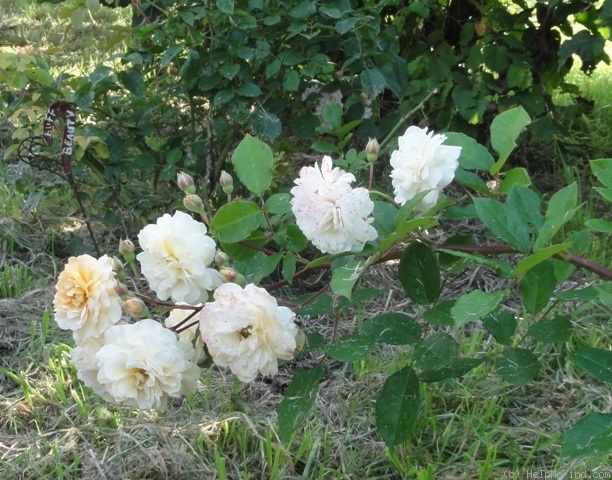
[71,336,113,402]
[199,283,298,383]
[96,319,200,410]
[53,254,122,341]
[290,156,377,254]
[389,126,461,211]
[165,303,205,363]
[137,211,222,304]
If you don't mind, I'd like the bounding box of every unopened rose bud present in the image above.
[111,256,124,273]
[123,298,149,318]
[115,282,129,297]
[215,250,230,267]
[366,138,380,164]
[119,239,135,263]
[295,329,307,351]
[183,194,205,213]
[219,267,246,286]
[177,171,196,194]
[219,170,233,196]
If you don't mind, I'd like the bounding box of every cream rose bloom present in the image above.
[199,283,298,383]
[137,211,222,304]
[165,303,205,363]
[389,126,461,211]
[95,319,200,410]
[53,254,122,341]
[71,336,114,402]
[290,156,377,254]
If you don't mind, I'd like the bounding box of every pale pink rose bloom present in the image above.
[137,211,222,304]
[291,156,377,254]
[199,283,298,383]
[389,126,461,211]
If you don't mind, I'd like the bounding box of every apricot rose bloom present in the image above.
[95,319,200,410]
[389,126,461,211]
[137,211,222,304]
[290,156,377,254]
[53,254,122,340]
[199,283,298,383]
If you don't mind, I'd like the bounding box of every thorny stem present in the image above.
[368,163,374,191]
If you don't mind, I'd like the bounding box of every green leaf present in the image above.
[360,313,422,345]
[231,134,274,196]
[506,63,532,89]
[481,308,517,346]
[473,198,531,252]
[528,315,573,343]
[378,217,438,253]
[534,183,578,249]
[252,109,282,143]
[274,225,308,252]
[360,68,386,97]
[452,289,506,327]
[562,412,612,459]
[413,333,458,370]
[398,242,440,305]
[221,229,266,261]
[572,347,612,385]
[490,106,531,174]
[282,253,296,283]
[498,167,531,194]
[496,348,540,386]
[278,366,325,442]
[211,201,263,243]
[512,243,572,277]
[294,293,333,316]
[283,70,300,92]
[321,103,342,129]
[519,259,556,315]
[444,132,494,171]
[585,218,612,232]
[325,335,375,361]
[590,158,612,189]
[216,0,234,14]
[265,193,292,214]
[237,82,262,97]
[417,358,483,382]
[555,286,598,302]
[559,30,606,73]
[506,184,543,229]
[423,300,456,327]
[289,2,316,18]
[375,367,421,448]
[371,201,398,235]
[330,259,366,299]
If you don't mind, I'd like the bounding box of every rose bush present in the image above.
[51,106,612,458]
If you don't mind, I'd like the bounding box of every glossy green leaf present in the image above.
[496,348,540,386]
[572,347,612,385]
[216,0,234,13]
[325,334,375,361]
[452,289,506,327]
[585,218,612,232]
[211,201,263,243]
[423,300,456,327]
[282,253,296,283]
[444,132,494,171]
[360,68,386,97]
[274,224,308,252]
[398,242,440,305]
[231,134,274,196]
[482,308,517,346]
[417,358,483,382]
[590,158,612,189]
[534,183,578,249]
[512,243,572,277]
[413,333,458,370]
[265,193,293,214]
[330,259,366,299]
[519,259,556,315]
[473,198,531,252]
[360,313,422,345]
[278,366,325,442]
[562,412,612,458]
[498,167,531,194]
[376,367,421,448]
[528,315,573,343]
[507,184,543,229]
[490,106,531,174]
